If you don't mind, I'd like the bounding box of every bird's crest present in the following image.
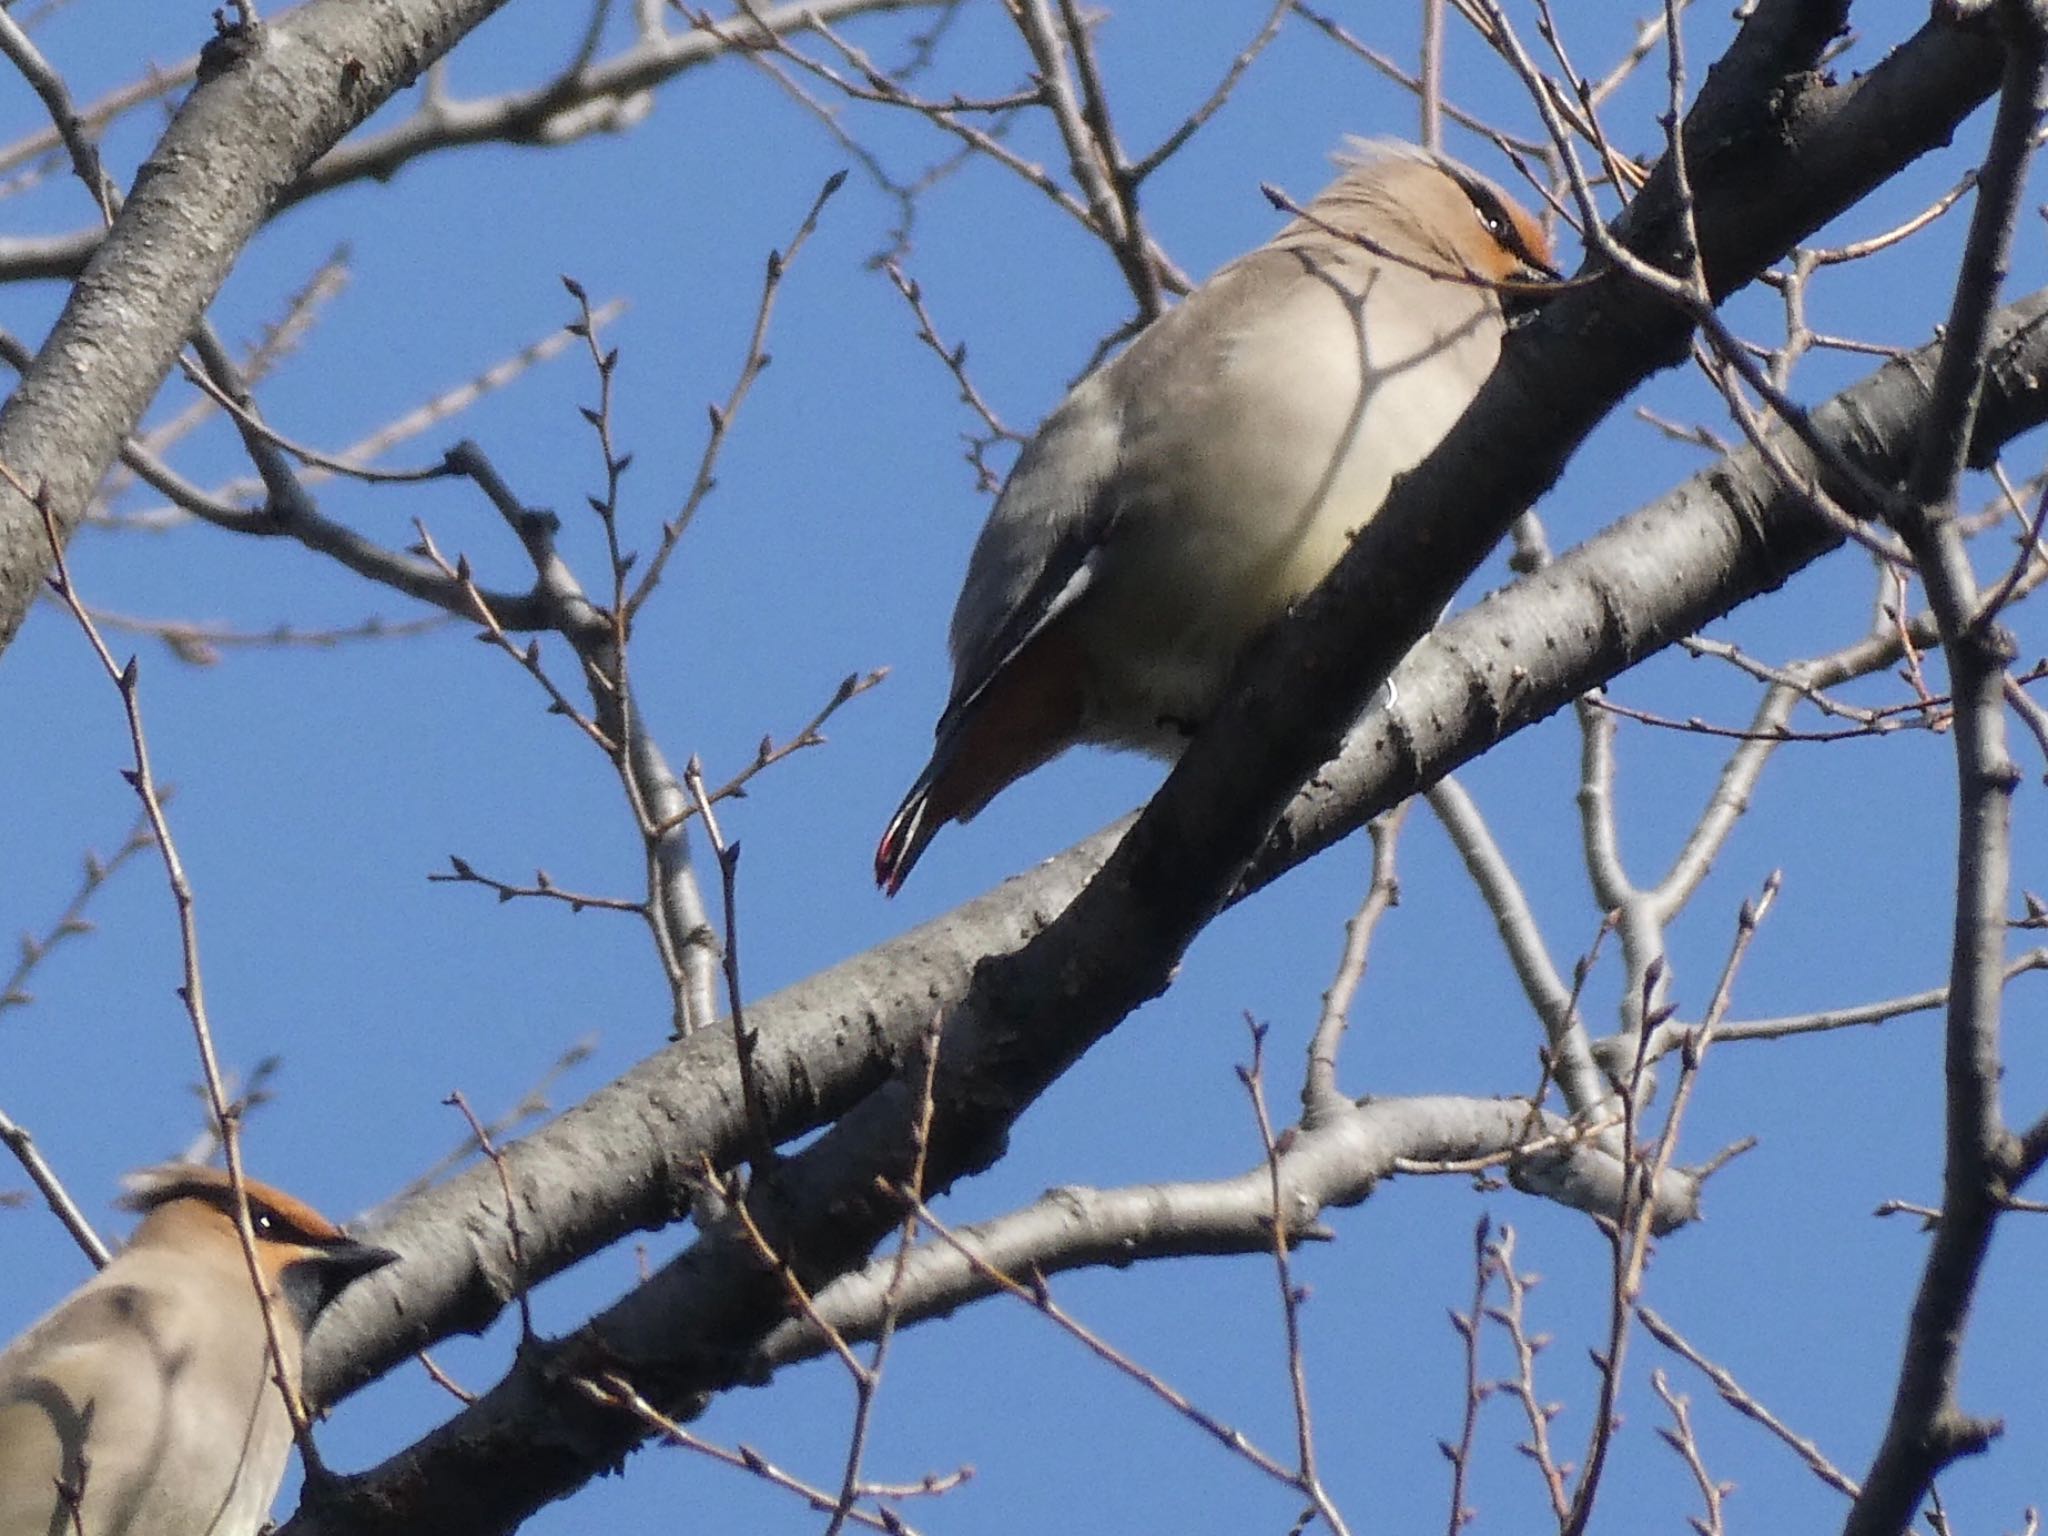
[119,1163,348,1244]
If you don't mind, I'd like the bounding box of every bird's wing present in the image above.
[936,370,1127,736]
[935,248,1304,741]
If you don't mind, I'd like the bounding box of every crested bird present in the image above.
[876,139,1558,893]
[0,1165,397,1536]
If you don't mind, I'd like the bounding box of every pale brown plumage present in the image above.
[0,1166,396,1536]
[876,140,1558,892]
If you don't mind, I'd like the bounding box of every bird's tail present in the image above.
[875,780,937,895]
[876,643,1083,894]
[874,707,1034,895]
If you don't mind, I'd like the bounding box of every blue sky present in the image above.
[3,3,2045,1532]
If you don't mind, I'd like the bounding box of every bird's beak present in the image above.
[1503,260,1563,323]
[328,1239,401,1284]
[280,1237,402,1327]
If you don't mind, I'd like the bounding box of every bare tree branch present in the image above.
[1848,6,2048,1528]
[0,0,523,653]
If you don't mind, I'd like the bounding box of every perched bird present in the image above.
[876,139,1558,893]
[0,1165,396,1536]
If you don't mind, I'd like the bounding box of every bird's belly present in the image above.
[1072,518,1359,751]
[1080,329,1489,746]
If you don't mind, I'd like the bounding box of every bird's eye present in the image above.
[1474,201,1509,239]
[253,1211,276,1237]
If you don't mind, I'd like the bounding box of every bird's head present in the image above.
[120,1164,399,1332]
[1308,138,1562,302]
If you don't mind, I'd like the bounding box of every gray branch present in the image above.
[0,0,520,655]
[749,1093,1697,1373]
[1847,6,2046,1530]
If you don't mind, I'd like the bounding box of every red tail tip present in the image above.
[874,833,907,896]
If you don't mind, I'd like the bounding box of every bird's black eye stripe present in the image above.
[1457,175,1549,273]
[199,1187,328,1245]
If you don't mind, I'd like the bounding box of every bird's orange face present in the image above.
[1318,145,1561,292]
[1448,172,1559,286]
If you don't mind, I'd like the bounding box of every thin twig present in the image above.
[1440,1215,1493,1536]
[827,1010,947,1536]
[1639,1305,1862,1499]
[1302,803,1408,1122]
[904,1196,1301,1485]
[575,1373,942,1535]
[21,479,324,1475]
[653,668,889,832]
[683,761,776,1171]
[0,1110,109,1265]
[1651,1369,1727,1536]
[443,1089,536,1341]
[1238,1020,1351,1536]
[628,170,845,619]
[428,857,646,915]
[2,806,156,1016]
[1487,1226,1571,1521]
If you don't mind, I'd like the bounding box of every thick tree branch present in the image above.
[0,0,520,656]
[313,1090,1681,1530]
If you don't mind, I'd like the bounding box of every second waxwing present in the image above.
[0,1165,396,1536]
[876,138,1559,892]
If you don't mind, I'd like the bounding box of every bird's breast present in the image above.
[0,1259,294,1536]
[1076,264,1502,739]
